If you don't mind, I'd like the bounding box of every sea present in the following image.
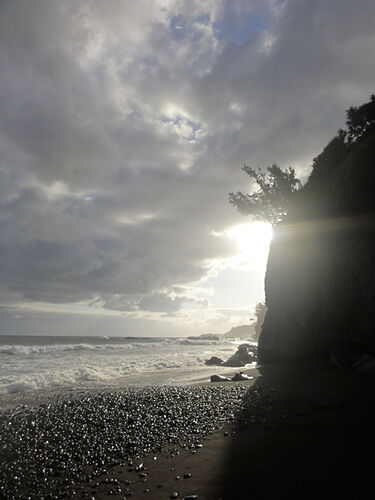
[0,335,256,410]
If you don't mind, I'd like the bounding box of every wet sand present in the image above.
[1,366,375,499]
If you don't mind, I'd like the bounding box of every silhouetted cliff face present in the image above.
[258,101,375,365]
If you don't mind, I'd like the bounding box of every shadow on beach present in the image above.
[217,364,375,499]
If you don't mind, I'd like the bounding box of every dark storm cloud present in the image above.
[0,0,374,316]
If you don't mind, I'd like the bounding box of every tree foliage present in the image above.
[304,95,375,218]
[229,163,302,225]
[229,95,375,226]
[346,94,375,142]
[308,129,348,184]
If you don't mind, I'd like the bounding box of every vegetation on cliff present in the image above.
[229,164,302,225]
[230,95,375,226]
[291,95,375,223]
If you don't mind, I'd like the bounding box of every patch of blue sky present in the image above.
[184,121,204,143]
[213,8,271,45]
[160,115,204,142]
[168,13,212,43]
[169,14,186,40]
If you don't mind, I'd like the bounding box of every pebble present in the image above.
[0,385,249,499]
[170,492,179,498]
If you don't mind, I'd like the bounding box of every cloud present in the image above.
[139,293,184,313]
[0,0,374,333]
[94,291,208,315]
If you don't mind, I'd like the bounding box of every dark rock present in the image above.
[210,375,231,382]
[204,356,224,366]
[231,372,254,381]
[223,344,254,367]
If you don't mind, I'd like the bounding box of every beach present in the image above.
[0,381,253,499]
[2,364,375,499]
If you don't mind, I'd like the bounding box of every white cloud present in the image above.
[0,0,374,334]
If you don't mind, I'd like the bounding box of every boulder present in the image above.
[231,372,254,381]
[223,344,255,367]
[210,374,231,382]
[204,356,224,366]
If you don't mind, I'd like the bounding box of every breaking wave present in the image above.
[0,336,236,397]
[0,338,222,357]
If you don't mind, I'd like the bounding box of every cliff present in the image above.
[258,97,375,365]
[222,324,255,340]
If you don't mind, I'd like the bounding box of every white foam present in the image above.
[0,337,238,397]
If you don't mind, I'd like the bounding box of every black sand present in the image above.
[1,367,375,499]
[0,385,248,499]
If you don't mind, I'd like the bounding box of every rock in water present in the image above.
[205,356,224,366]
[223,344,254,367]
[210,374,231,382]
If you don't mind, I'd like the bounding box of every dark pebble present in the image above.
[0,385,250,499]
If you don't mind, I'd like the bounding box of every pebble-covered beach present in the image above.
[0,385,251,499]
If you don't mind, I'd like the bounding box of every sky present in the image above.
[0,0,375,337]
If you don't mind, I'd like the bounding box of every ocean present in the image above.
[0,335,255,409]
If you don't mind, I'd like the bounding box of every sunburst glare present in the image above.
[225,222,273,269]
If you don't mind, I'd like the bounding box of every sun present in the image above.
[226,222,273,268]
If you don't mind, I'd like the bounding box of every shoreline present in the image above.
[2,366,375,498]
[0,363,260,414]
[0,335,254,408]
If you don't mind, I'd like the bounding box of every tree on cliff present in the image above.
[307,129,348,185]
[229,163,302,225]
[346,94,375,142]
